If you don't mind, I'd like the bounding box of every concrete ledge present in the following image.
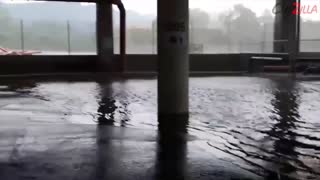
[0,55,96,74]
[0,71,248,82]
[116,54,246,72]
[0,54,247,75]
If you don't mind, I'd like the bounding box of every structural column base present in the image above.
[158,113,189,121]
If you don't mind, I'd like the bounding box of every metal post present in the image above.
[261,23,266,53]
[152,20,156,54]
[297,0,301,54]
[118,1,126,72]
[20,19,24,52]
[190,18,193,52]
[227,20,231,53]
[67,20,71,55]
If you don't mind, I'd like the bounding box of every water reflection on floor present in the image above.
[0,76,319,179]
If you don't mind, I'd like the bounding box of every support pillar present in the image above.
[274,0,298,53]
[288,0,299,73]
[158,0,189,117]
[274,0,299,73]
[274,0,288,53]
[96,0,114,71]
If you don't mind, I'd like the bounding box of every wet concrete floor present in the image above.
[0,75,319,180]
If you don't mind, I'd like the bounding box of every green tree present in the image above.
[190,8,210,29]
[220,4,261,42]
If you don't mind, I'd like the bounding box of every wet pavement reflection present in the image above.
[264,80,301,179]
[97,80,117,125]
[0,76,319,179]
[155,117,188,180]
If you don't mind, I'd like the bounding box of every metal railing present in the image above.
[4,19,320,55]
[0,19,97,55]
[300,38,320,53]
[238,39,289,54]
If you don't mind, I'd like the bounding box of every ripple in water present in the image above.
[0,77,319,179]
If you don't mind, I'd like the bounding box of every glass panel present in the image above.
[190,0,275,54]
[116,0,276,54]
[300,0,320,52]
[114,0,156,54]
[0,1,96,55]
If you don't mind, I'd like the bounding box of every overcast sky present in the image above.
[1,0,319,20]
[123,0,274,15]
[0,0,276,15]
[122,0,320,20]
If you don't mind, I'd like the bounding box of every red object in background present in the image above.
[0,47,41,55]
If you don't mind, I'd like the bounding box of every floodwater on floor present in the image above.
[0,76,320,179]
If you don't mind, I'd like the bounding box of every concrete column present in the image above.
[288,1,299,73]
[158,0,189,117]
[274,0,298,53]
[96,0,114,71]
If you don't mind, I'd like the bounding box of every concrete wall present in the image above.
[0,54,254,75]
[118,54,246,72]
[0,56,96,75]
